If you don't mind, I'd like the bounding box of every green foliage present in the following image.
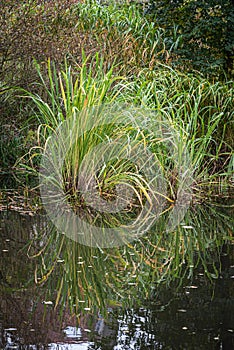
[73,0,184,72]
[17,59,233,237]
[147,0,234,76]
[21,53,122,128]
[114,66,234,184]
[1,0,232,93]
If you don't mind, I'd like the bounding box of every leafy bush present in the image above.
[146,0,234,77]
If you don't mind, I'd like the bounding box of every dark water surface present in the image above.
[0,208,233,350]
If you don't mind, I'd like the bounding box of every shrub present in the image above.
[0,0,99,90]
[146,0,234,77]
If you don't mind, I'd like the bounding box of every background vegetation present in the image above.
[148,0,234,76]
[0,0,233,193]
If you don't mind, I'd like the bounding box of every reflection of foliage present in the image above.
[0,207,233,347]
[28,204,233,316]
[93,257,234,350]
[0,211,86,345]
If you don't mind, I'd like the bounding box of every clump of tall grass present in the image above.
[19,55,233,225]
[20,53,122,132]
[19,55,198,237]
[19,55,165,226]
[114,66,234,195]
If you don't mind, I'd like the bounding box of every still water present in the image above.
[0,207,233,350]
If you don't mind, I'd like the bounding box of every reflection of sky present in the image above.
[48,343,93,350]
[114,312,157,349]
[3,327,93,350]
[48,326,94,350]
[48,326,93,350]
[63,326,82,339]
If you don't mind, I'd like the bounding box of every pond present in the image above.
[0,204,233,349]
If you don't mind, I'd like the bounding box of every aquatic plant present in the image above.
[19,54,234,212]
[114,66,234,194]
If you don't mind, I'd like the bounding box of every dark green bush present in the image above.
[146,0,234,77]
